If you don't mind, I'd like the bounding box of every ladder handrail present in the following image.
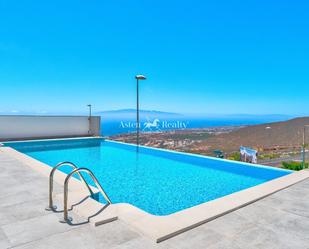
[48,162,94,210]
[63,167,112,222]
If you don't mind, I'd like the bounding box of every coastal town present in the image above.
[110,126,240,153]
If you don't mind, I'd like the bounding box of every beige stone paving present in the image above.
[0,151,308,249]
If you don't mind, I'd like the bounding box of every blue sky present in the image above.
[0,0,308,115]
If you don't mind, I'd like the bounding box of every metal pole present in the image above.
[136,79,139,146]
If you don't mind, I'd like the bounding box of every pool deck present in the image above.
[1,149,309,248]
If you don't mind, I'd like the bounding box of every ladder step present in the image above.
[55,191,118,226]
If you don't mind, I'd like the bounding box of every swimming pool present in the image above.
[4,138,291,216]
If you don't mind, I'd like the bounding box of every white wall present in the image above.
[0,115,101,141]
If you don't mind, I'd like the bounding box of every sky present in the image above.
[0,0,308,115]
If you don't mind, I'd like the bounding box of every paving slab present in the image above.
[1,213,78,246]
[0,198,49,226]
[159,227,226,249]
[11,221,141,249]
[203,212,256,238]
[231,223,309,249]
[0,227,11,249]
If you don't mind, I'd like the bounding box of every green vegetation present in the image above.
[282,161,308,171]
[258,153,280,160]
[227,152,241,161]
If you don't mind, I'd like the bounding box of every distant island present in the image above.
[97,109,183,121]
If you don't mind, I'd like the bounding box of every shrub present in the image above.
[282,161,308,171]
[258,153,280,160]
[227,152,241,161]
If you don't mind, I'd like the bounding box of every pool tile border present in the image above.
[1,140,309,243]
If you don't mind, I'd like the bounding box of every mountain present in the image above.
[209,114,293,120]
[184,113,293,122]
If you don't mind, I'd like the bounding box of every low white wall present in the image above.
[0,115,101,141]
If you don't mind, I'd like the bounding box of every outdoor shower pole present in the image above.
[135,75,146,146]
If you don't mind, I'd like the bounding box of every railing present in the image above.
[62,167,112,222]
[46,161,94,211]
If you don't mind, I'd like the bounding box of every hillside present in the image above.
[203,117,309,153]
[110,117,309,157]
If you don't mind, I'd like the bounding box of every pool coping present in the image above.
[1,137,309,243]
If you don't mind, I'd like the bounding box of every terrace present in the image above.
[0,148,308,249]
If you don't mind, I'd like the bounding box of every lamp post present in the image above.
[302,125,309,169]
[135,75,146,146]
[87,104,92,135]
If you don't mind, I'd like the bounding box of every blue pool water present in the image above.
[4,138,291,215]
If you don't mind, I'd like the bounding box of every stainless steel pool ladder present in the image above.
[46,161,94,211]
[62,168,112,223]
